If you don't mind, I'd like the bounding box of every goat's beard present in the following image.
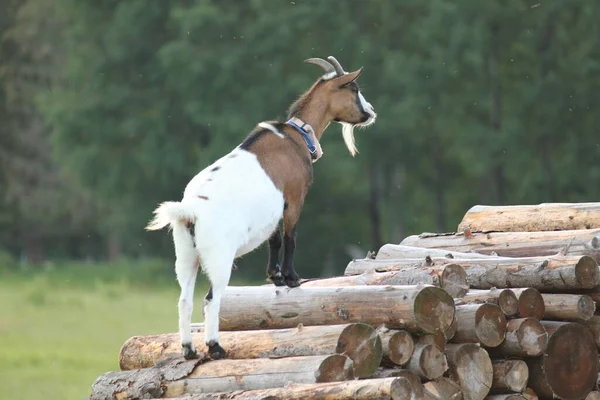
[340,122,358,157]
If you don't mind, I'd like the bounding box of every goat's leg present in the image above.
[266,227,284,286]
[281,205,302,288]
[173,223,200,360]
[202,251,234,359]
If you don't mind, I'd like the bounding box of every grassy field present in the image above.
[0,264,219,400]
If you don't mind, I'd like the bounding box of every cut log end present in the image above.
[336,323,382,378]
[587,391,600,400]
[501,318,548,357]
[441,263,469,298]
[414,286,456,334]
[492,359,529,393]
[497,289,518,317]
[315,354,355,383]
[579,295,596,319]
[514,288,544,320]
[475,303,507,347]
[423,377,463,399]
[389,377,413,400]
[408,344,448,380]
[446,343,493,400]
[576,255,600,289]
[382,330,414,366]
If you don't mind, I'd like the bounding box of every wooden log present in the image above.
[540,293,595,321]
[218,285,455,335]
[406,343,448,380]
[490,359,529,394]
[488,318,548,358]
[587,392,600,400]
[160,377,417,400]
[457,202,600,233]
[521,388,538,400]
[526,321,599,399]
[423,377,464,399]
[366,368,426,398]
[506,288,545,320]
[416,331,447,352]
[338,260,469,298]
[376,244,494,260]
[457,289,519,317]
[400,229,600,261]
[484,395,526,400]
[580,316,600,350]
[445,314,459,341]
[118,323,382,379]
[451,303,507,348]
[91,355,354,399]
[377,327,414,367]
[446,343,493,400]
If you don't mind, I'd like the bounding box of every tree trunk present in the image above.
[400,230,600,261]
[451,304,507,348]
[423,377,463,400]
[161,377,416,400]
[540,293,595,321]
[526,321,599,399]
[218,285,455,335]
[457,289,518,317]
[490,359,529,394]
[118,323,381,378]
[377,327,414,367]
[376,244,493,260]
[445,343,493,400]
[339,259,468,298]
[506,288,545,320]
[457,203,600,234]
[91,355,354,399]
[406,343,448,380]
[488,318,548,358]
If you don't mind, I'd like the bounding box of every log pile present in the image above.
[89,202,600,400]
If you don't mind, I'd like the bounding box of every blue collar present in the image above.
[286,118,318,160]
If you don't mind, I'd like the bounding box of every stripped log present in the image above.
[457,203,600,233]
[218,285,455,335]
[119,323,381,378]
[406,343,448,380]
[91,355,354,399]
[400,229,600,261]
[423,377,464,399]
[160,377,417,400]
[376,244,493,260]
[446,343,494,400]
[416,332,447,352]
[587,392,600,400]
[457,289,518,317]
[338,260,468,298]
[490,359,529,394]
[488,318,548,357]
[451,303,507,347]
[445,315,459,341]
[580,316,600,350]
[484,395,526,400]
[377,327,414,367]
[526,321,599,399]
[541,293,595,321]
[506,288,545,320]
[521,388,538,400]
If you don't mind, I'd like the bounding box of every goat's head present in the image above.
[305,56,377,156]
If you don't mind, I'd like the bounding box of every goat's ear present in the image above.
[335,68,363,87]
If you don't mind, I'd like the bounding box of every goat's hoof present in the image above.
[284,274,301,288]
[267,271,286,286]
[207,341,227,359]
[182,342,198,360]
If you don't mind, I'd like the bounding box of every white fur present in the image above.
[147,147,284,349]
[339,91,377,157]
[258,122,284,138]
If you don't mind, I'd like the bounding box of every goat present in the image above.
[145,56,377,360]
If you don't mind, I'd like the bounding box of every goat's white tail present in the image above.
[145,201,196,231]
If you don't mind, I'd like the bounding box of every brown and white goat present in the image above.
[146,56,377,360]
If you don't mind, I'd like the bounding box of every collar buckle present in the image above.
[285,118,318,159]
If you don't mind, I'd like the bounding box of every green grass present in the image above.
[0,266,218,400]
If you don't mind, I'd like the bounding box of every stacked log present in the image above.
[89,202,600,400]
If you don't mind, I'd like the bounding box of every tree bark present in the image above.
[445,343,493,400]
[526,321,599,399]
[160,377,415,400]
[457,289,518,317]
[218,285,455,335]
[376,244,493,260]
[119,323,382,379]
[400,229,600,261]
[406,343,448,380]
[579,316,600,350]
[541,293,595,321]
[339,259,468,297]
[91,355,354,399]
[377,327,414,367]
[488,318,548,358]
[490,359,529,394]
[506,288,545,320]
[423,377,463,400]
[457,203,600,233]
[451,304,507,348]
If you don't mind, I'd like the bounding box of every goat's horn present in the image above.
[304,58,335,75]
[327,56,345,76]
